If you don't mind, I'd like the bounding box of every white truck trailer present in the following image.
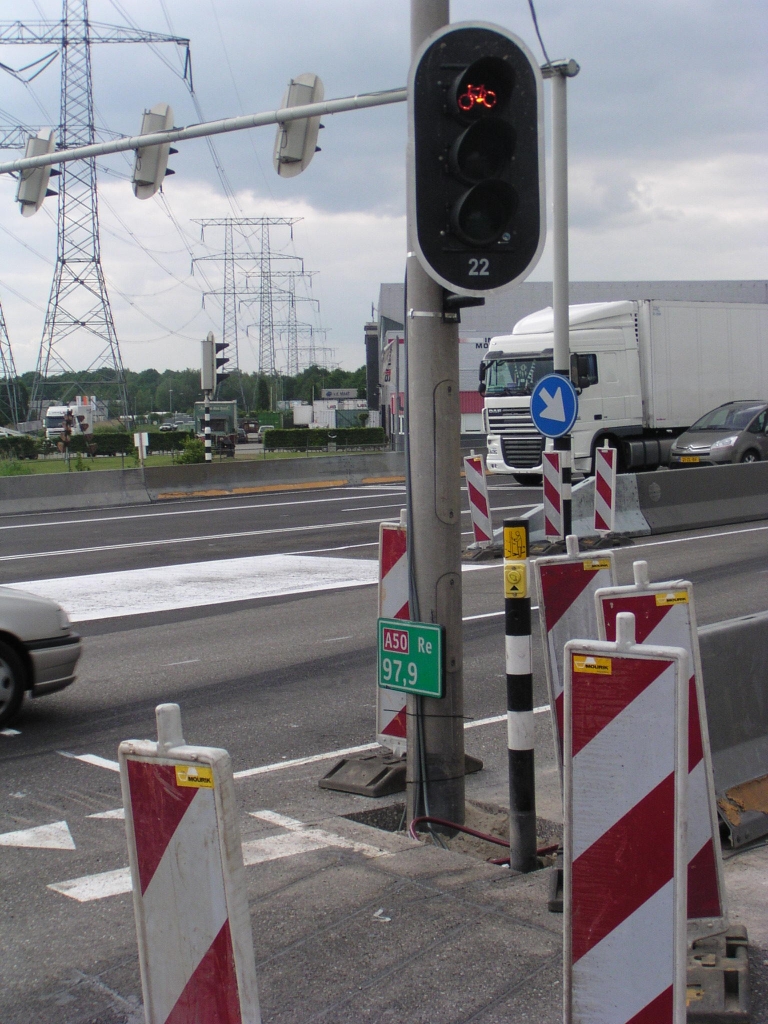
[481,299,768,481]
[44,397,96,441]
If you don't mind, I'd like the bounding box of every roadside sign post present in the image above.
[133,431,149,469]
[542,59,579,538]
[404,0,465,828]
[530,372,578,542]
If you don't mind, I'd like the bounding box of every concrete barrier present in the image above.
[636,461,768,534]
[0,468,151,514]
[0,451,406,514]
[144,451,405,500]
[699,611,768,847]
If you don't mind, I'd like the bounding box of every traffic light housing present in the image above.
[16,129,58,217]
[273,73,324,178]
[132,103,177,200]
[408,23,545,296]
[202,332,231,395]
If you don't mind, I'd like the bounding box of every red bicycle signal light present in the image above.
[409,24,544,296]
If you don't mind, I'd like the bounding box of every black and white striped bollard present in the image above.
[204,391,212,463]
[503,518,537,872]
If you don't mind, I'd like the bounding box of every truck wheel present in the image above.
[512,474,542,487]
[740,449,760,463]
[0,641,25,727]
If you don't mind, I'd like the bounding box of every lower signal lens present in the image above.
[451,181,517,246]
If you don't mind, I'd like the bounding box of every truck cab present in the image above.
[482,302,643,480]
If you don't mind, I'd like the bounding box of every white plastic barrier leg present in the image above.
[119,703,260,1024]
[564,613,688,1024]
[594,561,727,933]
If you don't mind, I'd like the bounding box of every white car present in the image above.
[0,587,82,726]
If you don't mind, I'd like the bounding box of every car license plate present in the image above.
[681,455,700,463]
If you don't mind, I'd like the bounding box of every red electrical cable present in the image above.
[408,815,560,859]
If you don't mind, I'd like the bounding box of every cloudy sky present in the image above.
[0,0,765,375]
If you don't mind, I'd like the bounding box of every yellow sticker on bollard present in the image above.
[175,764,214,789]
[503,526,527,560]
[573,655,612,675]
[504,562,527,598]
[655,591,689,606]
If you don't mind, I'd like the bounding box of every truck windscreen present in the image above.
[45,416,65,428]
[484,356,554,396]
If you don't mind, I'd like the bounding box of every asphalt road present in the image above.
[1,480,767,1021]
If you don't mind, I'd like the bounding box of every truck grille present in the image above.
[487,407,543,468]
[501,436,543,468]
[487,407,535,433]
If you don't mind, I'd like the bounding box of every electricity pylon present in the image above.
[0,0,190,419]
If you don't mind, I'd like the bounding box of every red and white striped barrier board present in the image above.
[119,704,261,1024]
[564,614,688,1024]
[533,538,616,774]
[542,451,563,540]
[593,444,617,534]
[376,519,409,756]
[463,454,493,545]
[595,562,726,929]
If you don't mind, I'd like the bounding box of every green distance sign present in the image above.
[377,618,444,699]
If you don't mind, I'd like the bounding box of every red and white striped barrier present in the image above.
[593,443,617,534]
[595,561,726,929]
[542,451,563,540]
[564,614,688,1024]
[376,518,409,756]
[533,536,616,774]
[119,704,260,1024]
[463,454,493,546]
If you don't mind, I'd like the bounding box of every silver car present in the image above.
[670,400,768,468]
[0,587,82,726]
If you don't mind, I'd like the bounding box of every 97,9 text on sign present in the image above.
[377,618,444,699]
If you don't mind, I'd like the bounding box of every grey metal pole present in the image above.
[546,60,579,537]
[405,0,465,828]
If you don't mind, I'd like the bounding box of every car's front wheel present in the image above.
[740,449,760,464]
[0,641,25,727]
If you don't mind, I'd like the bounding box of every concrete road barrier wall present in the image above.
[143,451,405,500]
[699,611,768,847]
[0,468,152,514]
[636,461,768,534]
[0,451,406,514]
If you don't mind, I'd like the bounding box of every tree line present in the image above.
[1,364,367,424]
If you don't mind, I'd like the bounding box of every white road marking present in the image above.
[47,811,391,902]
[0,517,389,563]
[10,553,379,622]
[59,751,121,772]
[62,701,554,783]
[0,820,76,850]
[87,808,125,820]
[250,810,391,858]
[163,659,201,667]
[0,490,406,532]
[630,522,768,548]
[48,866,131,901]
[1,727,20,736]
[322,635,354,642]
[233,742,379,779]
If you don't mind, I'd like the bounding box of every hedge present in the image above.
[0,435,38,460]
[265,427,385,450]
[65,430,192,456]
